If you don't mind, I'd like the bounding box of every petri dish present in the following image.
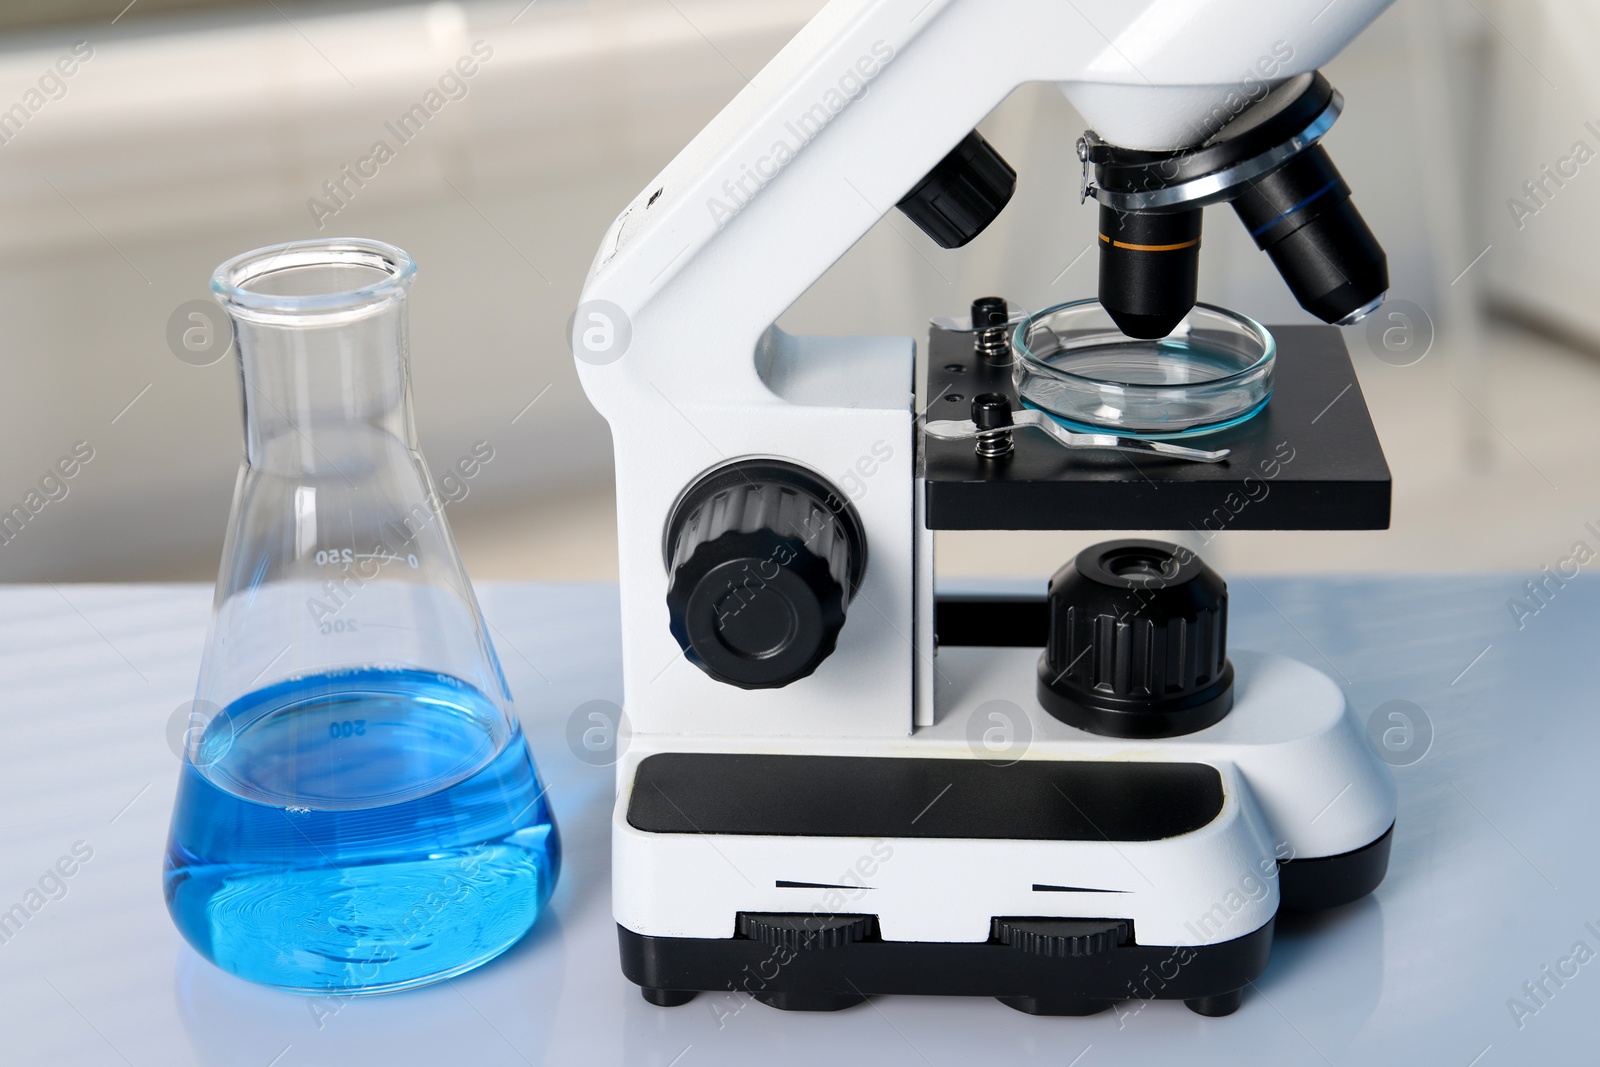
[1012,300,1275,439]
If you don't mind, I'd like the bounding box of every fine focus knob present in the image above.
[1037,539,1233,738]
[665,461,866,690]
[896,130,1017,249]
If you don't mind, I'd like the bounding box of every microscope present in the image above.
[574,0,1397,1017]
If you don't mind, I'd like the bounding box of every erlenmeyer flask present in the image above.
[165,238,559,994]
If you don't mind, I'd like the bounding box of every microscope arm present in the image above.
[570,0,1394,741]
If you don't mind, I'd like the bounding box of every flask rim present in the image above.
[212,237,416,319]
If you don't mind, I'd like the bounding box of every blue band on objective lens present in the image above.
[1249,178,1340,238]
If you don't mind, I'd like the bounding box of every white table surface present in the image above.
[1,577,1595,1066]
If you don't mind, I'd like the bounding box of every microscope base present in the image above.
[619,918,1273,1016]
[618,826,1389,1016]
[612,643,1395,1017]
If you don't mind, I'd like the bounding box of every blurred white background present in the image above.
[0,0,1594,584]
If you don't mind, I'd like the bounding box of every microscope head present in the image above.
[890,71,1388,341]
[1082,72,1388,339]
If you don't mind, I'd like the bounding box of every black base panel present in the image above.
[922,323,1391,530]
[1280,823,1393,911]
[620,919,1274,1016]
[627,752,1223,842]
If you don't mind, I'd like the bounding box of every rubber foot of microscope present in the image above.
[1185,989,1245,1017]
[750,991,867,1012]
[640,987,697,1007]
[995,995,1113,1017]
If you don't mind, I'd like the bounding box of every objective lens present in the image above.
[1229,144,1387,326]
[1096,204,1202,339]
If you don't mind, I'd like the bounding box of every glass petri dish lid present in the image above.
[1012,300,1275,439]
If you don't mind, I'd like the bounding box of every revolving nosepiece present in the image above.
[1081,71,1388,339]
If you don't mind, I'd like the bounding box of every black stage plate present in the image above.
[922,323,1391,531]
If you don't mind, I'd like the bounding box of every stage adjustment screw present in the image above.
[971,296,1011,363]
[971,392,1014,458]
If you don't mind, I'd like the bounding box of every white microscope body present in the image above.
[574,0,1398,1016]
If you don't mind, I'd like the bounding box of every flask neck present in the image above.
[213,239,419,476]
[235,305,414,472]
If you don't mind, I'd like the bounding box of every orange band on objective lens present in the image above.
[1098,233,1200,252]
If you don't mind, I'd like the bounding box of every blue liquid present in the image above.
[164,668,560,994]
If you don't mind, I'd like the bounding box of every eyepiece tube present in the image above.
[1229,144,1387,325]
[1096,205,1202,339]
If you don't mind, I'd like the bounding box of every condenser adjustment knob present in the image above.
[1038,539,1234,738]
[665,461,866,690]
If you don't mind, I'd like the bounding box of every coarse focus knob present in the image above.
[1037,539,1233,738]
[665,461,866,690]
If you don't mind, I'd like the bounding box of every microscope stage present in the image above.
[922,324,1391,531]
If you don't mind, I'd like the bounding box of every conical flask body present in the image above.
[164,239,559,994]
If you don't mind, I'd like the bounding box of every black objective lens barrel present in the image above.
[1097,205,1202,339]
[1230,144,1388,324]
